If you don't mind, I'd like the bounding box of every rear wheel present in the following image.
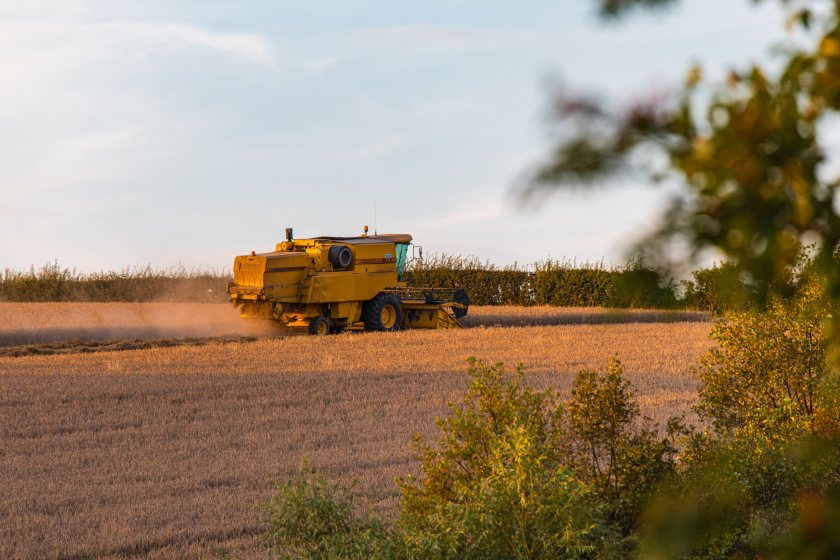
[308,316,330,336]
[363,293,402,332]
[451,288,470,319]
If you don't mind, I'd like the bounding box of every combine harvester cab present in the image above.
[228,227,469,335]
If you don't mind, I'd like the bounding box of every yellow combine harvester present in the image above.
[228,227,469,334]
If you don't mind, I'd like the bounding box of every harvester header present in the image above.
[228,228,468,335]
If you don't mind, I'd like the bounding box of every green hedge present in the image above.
[0,262,230,303]
[0,257,743,311]
[405,256,680,309]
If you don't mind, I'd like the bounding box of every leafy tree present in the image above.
[597,0,676,19]
[639,270,840,559]
[529,0,840,305]
[525,6,840,550]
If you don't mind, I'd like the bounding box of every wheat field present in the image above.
[0,303,713,559]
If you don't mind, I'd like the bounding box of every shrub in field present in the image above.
[564,358,679,538]
[263,465,391,560]
[398,358,609,559]
[607,262,678,309]
[261,358,680,559]
[681,262,751,314]
[695,273,829,433]
[639,274,840,559]
[399,428,604,559]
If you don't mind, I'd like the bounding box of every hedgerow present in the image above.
[0,261,229,303]
[1,256,751,312]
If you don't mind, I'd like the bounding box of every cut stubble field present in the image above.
[0,303,713,559]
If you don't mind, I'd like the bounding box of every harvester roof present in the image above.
[310,234,413,244]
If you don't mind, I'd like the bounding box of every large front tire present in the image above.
[308,316,331,336]
[363,293,402,332]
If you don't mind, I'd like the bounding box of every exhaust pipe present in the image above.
[285,228,293,242]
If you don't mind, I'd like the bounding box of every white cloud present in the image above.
[0,0,97,21]
[0,21,274,65]
[4,126,144,195]
[357,24,527,55]
[0,16,274,197]
[421,198,507,228]
[342,136,406,161]
[306,54,346,75]
[107,22,273,64]
[0,13,277,267]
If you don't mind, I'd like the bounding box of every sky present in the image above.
[0,0,793,271]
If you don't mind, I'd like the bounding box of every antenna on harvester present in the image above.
[374,191,378,235]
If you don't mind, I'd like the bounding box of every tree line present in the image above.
[2,257,749,313]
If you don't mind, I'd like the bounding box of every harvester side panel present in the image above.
[331,301,362,324]
[351,243,398,273]
[307,271,397,303]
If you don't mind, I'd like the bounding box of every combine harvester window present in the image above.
[396,243,408,281]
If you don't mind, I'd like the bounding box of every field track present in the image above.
[0,303,712,559]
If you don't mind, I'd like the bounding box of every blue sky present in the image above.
[1,0,790,271]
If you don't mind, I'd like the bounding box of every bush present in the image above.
[260,358,681,559]
[681,262,751,313]
[398,358,609,559]
[695,273,829,433]
[608,261,678,309]
[262,465,391,560]
[564,358,679,537]
[639,273,840,559]
[400,428,604,559]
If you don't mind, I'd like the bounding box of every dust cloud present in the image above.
[0,303,283,347]
[0,303,711,351]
